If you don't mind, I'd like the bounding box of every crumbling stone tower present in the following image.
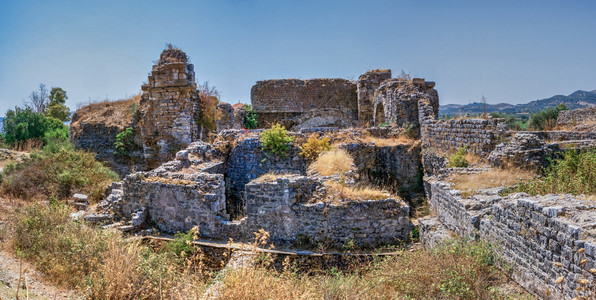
[372,78,438,127]
[357,69,392,125]
[137,46,200,169]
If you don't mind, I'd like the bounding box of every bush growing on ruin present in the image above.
[490,112,527,131]
[308,148,354,176]
[446,146,469,168]
[196,95,222,133]
[243,104,258,129]
[300,133,331,160]
[528,103,568,130]
[260,123,294,157]
[503,148,596,196]
[114,127,137,156]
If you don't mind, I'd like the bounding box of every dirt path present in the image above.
[0,250,78,300]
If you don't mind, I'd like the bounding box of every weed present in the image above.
[260,124,294,157]
[446,146,469,168]
[300,133,331,160]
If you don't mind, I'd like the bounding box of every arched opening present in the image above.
[375,102,386,126]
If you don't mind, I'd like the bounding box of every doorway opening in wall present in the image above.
[375,103,386,126]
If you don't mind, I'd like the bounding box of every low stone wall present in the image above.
[121,172,226,235]
[557,107,596,126]
[425,180,596,299]
[422,118,509,154]
[518,130,596,141]
[251,79,358,130]
[245,175,411,247]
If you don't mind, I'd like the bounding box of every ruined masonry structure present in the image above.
[137,47,201,169]
[251,73,439,130]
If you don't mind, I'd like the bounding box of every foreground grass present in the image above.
[503,149,596,196]
[1,200,529,299]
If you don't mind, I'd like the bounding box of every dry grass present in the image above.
[144,176,194,185]
[254,172,296,182]
[322,181,389,203]
[217,239,527,299]
[448,168,536,197]
[308,149,354,176]
[360,135,416,146]
[71,93,141,135]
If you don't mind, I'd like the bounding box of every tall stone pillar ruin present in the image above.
[357,69,392,126]
[137,46,200,169]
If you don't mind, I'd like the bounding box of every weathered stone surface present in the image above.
[251,78,358,130]
[425,179,596,299]
[357,69,392,125]
[372,78,439,127]
[422,118,509,155]
[418,216,452,249]
[557,107,596,127]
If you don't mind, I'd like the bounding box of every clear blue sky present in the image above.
[1,0,595,115]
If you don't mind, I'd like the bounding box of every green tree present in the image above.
[2,106,67,146]
[46,87,71,122]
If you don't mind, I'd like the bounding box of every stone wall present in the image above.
[121,172,226,235]
[225,137,308,218]
[251,79,358,130]
[425,180,596,299]
[422,118,509,154]
[372,78,438,127]
[341,143,422,190]
[557,107,596,126]
[357,69,392,125]
[244,175,411,247]
[137,47,201,169]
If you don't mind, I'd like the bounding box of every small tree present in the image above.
[46,87,71,122]
[243,104,258,129]
[28,84,49,113]
[260,124,294,157]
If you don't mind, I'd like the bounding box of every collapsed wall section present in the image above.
[357,69,392,125]
[425,180,596,299]
[251,79,358,130]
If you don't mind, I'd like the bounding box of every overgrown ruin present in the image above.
[70,47,596,299]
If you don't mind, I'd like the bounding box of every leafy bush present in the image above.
[260,123,294,156]
[2,106,67,146]
[114,127,137,156]
[196,95,221,132]
[446,146,469,168]
[528,103,568,130]
[243,104,258,129]
[46,87,71,122]
[300,133,331,160]
[1,147,118,201]
[503,148,596,196]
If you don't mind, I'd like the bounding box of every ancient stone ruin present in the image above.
[71,46,596,299]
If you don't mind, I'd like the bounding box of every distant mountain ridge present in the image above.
[439,90,596,116]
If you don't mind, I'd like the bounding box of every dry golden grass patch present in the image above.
[145,176,195,185]
[322,181,389,203]
[448,168,536,197]
[308,148,354,176]
[360,135,416,146]
[71,93,141,135]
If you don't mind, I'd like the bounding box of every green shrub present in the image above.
[300,133,331,160]
[260,123,294,157]
[446,146,469,168]
[2,106,67,146]
[503,148,596,196]
[528,103,568,130]
[114,127,137,156]
[1,147,119,201]
[243,104,258,129]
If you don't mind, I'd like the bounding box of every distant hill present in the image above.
[440,90,596,116]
